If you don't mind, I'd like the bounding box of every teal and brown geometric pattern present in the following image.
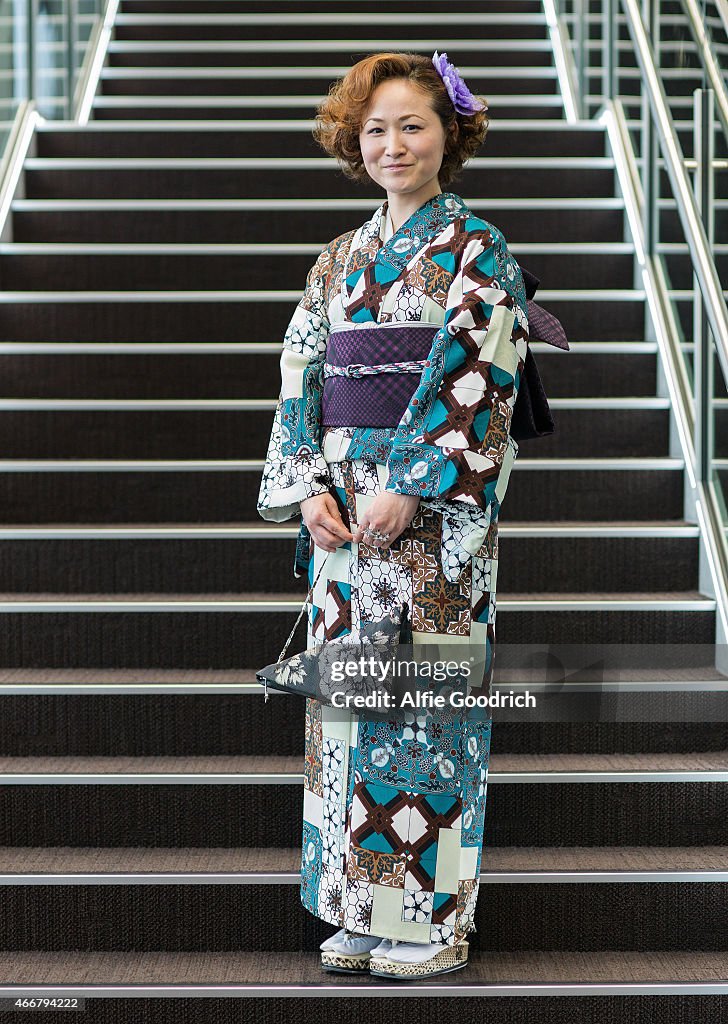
[258,190,521,948]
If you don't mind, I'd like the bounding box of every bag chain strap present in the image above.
[276,550,331,664]
[262,551,331,704]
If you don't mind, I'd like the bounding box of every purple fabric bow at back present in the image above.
[520,266,570,351]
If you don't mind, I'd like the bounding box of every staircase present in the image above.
[579,0,728,354]
[0,0,726,1015]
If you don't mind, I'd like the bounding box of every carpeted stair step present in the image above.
[0,751,725,850]
[0,294,648,342]
[117,0,547,13]
[0,248,637,291]
[0,405,672,459]
[0,591,716,667]
[0,950,726,1013]
[96,69,558,100]
[10,199,629,244]
[36,122,601,159]
[0,462,687,524]
[0,345,660,400]
[105,43,556,70]
[90,95,568,120]
[0,861,725,952]
[22,160,610,201]
[3,843,728,874]
[0,523,701,593]
[11,199,717,248]
[0,685,725,756]
[110,14,551,44]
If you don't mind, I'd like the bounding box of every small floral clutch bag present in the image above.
[256,550,412,707]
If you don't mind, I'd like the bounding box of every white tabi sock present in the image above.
[385,940,449,963]
[319,927,349,951]
[325,930,389,955]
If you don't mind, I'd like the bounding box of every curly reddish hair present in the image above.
[312,51,489,189]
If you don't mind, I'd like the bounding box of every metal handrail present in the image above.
[0,0,110,124]
[620,0,728,658]
[0,0,114,236]
[620,0,728,392]
[555,0,728,658]
[716,0,728,40]
[678,0,728,144]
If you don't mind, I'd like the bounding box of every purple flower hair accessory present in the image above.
[431,50,488,115]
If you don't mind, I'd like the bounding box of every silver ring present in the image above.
[364,526,390,542]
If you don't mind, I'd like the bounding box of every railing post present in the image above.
[693,87,715,487]
[65,0,74,118]
[575,0,586,115]
[640,0,656,280]
[25,0,33,101]
[603,0,615,106]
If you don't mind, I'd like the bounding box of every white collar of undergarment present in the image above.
[381,205,395,242]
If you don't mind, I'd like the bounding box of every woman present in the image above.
[257,50,528,981]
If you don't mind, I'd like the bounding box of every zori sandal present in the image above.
[320,930,388,974]
[368,939,469,980]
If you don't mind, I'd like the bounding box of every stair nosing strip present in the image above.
[0,597,714,611]
[104,38,558,51]
[35,117,604,129]
[0,289,648,300]
[0,457,686,470]
[0,981,725,997]
[0,341,657,353]
[1,678,727,693]
[89,93,566,105]
[0,241,634,253]
[1,868,726,883]
[12,196,623,208]
[111,11,551,23]
[0,980,725,998]
[97,66,559,79]
[0,397,671,409]
[0,768,724,783]
[0,523,699,537]
[24,155,595,167]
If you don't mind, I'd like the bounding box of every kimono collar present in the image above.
[373,191,469,274]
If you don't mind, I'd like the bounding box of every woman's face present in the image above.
[359,78,447,200]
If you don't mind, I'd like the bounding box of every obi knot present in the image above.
[323,359,429,379]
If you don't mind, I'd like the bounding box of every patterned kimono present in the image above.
[257,191,529,946]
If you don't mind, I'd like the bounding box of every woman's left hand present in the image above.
[352,492,420,550]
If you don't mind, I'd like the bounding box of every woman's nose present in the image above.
[384,134,406,153]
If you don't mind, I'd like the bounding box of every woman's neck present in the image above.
[386,184,442,234]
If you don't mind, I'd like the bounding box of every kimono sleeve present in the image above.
[384,226,529,513]
[256,249,332,523]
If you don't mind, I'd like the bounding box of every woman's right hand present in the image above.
[300,493,354,553]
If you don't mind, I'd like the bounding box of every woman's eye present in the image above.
[367,125,420,134]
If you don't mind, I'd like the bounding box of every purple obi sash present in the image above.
[321,323,438,428]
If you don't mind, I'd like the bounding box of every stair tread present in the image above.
[0,664,724,682]
[0,590,711,601]
[0,949,724,985]
[1,844,726,874]
[0,751,725,773]
[0,520,697,529]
